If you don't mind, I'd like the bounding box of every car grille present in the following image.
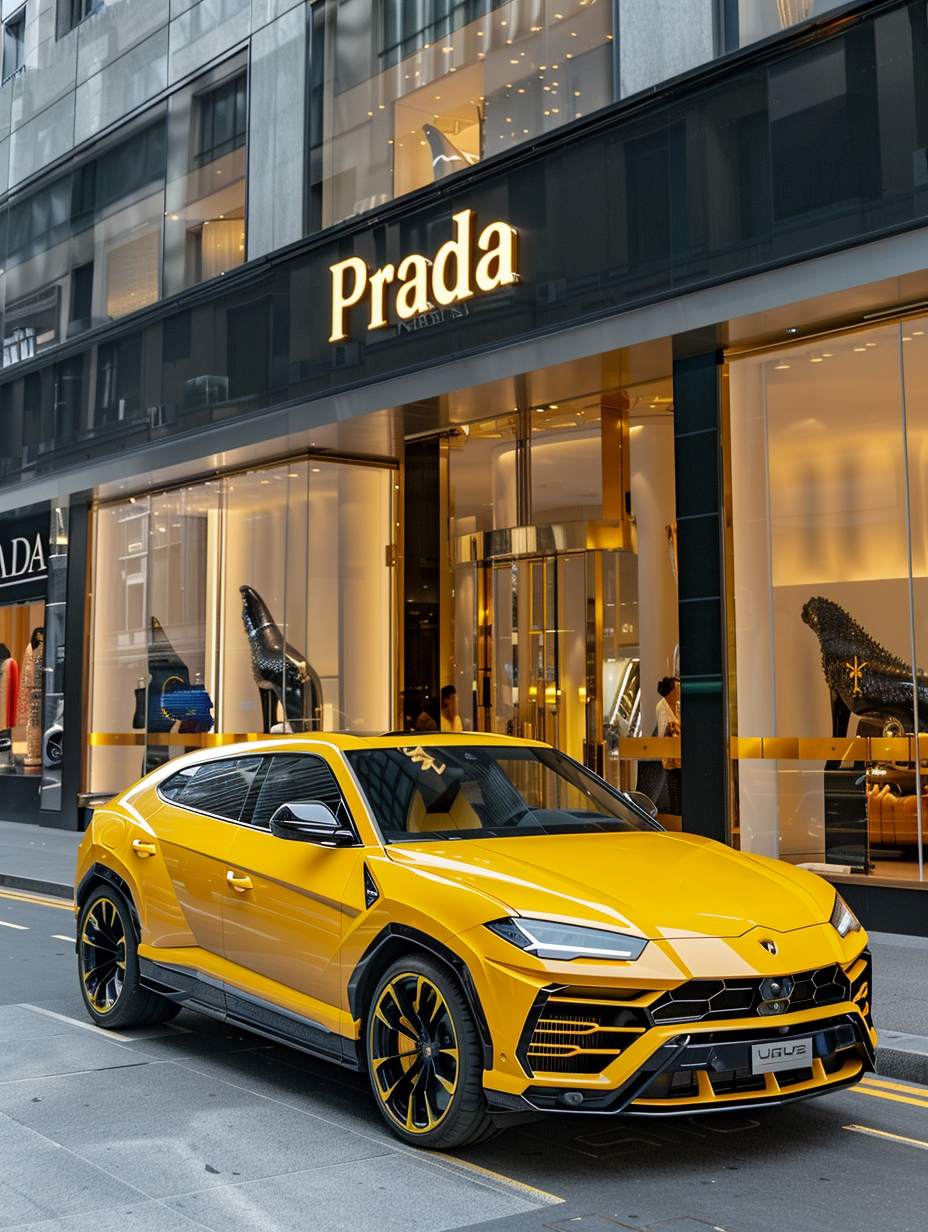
[649,963,851,1024]
[520,990,651,1076]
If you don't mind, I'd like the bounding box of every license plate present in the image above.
[751,1037,813,1074]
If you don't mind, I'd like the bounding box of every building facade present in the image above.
[0,0,926,932]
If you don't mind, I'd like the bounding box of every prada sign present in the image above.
[329,210,519,343]
[0,512,49,602]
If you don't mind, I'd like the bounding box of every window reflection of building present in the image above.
[0,59,248,372]
[311,0,613,230]
[164,57,247,296]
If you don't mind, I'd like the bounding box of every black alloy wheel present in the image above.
[77,885,180,1029]
[366,954,498,1148]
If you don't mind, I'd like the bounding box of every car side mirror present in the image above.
[625,790,659,819]
[269,801,356,846]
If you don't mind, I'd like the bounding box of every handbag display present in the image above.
[160,676,214,733]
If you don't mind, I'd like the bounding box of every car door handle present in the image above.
[226,870,253,892]
[132,839,157,858]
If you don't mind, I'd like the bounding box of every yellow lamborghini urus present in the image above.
[74,734,875,1148]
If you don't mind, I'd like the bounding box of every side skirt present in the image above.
[139,957,358,1070]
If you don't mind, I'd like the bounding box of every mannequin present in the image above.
[18,628,43,769]
[0,642,16,762]
[0,642,18,730]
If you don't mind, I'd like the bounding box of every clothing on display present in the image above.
[18,628,43,767]
[0,644,19,731]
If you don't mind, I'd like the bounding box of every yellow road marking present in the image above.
[845,1124,928,1152]
[852,1086,928,1110]
[0,888,73,910]
[862,1076,928,1099]
[436,1152,563,1205]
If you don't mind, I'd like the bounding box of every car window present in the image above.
[346,745,659,842]
[248,753,348,830]
[159,756,262,822]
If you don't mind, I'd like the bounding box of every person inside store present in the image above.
[656,676,680,737]
[440,684,463,732]
[654,676,682,829]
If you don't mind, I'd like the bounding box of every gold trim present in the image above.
[616,736,919,761]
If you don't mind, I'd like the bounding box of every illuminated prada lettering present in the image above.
[329,210,519,343]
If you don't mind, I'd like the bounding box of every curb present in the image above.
[876,1033,928,1086]
[0,874,74,900]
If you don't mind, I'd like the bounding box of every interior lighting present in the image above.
[854,346,866,351]
[810,357,823,363]
[904,336,913,342]
[914,330,924,335]
[774,363,790,369]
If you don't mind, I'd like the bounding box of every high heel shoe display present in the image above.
[240,585,323,732]
[801,596,928,736]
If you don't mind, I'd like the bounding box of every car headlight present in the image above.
[485,917,649,961]
[829,892,861,938]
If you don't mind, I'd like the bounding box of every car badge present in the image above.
[759,939,778,955]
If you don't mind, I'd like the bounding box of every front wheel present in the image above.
[78,885,180,1029]
[366,955,497,1148]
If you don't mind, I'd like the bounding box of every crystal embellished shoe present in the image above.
[239,585,323,732]
[801,597,928,737]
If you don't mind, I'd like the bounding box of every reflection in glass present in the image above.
[310,0,614,229]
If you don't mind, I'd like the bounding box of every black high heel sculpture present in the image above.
[240,585,323,732]
[801,597,928,736]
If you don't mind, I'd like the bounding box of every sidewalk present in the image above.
[1,817,925,1085]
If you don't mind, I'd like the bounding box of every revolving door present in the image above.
[454,526,641,784]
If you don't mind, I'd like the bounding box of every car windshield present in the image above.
[345,744,660,843]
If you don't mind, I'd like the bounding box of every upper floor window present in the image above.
[57,0,98,36]
[308,0,615,232]
[2,6,25,82]
[721,0,851,51]
[196,73,247,168]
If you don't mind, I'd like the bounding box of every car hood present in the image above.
[385,831,835,939]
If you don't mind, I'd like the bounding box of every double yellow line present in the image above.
[845,1075,928,1152]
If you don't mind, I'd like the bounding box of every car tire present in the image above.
[366,954,497,1149]
[78,885,181,1029]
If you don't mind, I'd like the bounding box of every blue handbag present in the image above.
[160,676,214,732]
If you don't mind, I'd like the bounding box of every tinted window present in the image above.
[346,745,659,842]
[160,756,261,821]
[249,753,347,830]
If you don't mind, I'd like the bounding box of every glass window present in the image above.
[0,58,247,372]
[160,756,261,820]
[164,55,248,296]
[2,7,24,82]
[308,0,615,230]
[730,320,926,885]
[248,753,347,829]
[347,743,657,841]
[87,458,395,796]
[723,0,849,51]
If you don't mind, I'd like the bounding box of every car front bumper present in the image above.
[482,949,875,1118]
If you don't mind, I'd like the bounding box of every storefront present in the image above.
[1,0,928,930]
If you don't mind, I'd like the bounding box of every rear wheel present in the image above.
[78,885,180,1029]
[366,955,497,1148]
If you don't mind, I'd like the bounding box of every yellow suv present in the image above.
[75,734,875,1148]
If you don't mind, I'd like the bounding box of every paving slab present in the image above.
[162,1150,544,1232]
[0,1113,144,1230]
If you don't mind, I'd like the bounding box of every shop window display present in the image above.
[0,603,44,774]
[730,320,927,882]
[87,459,393,796]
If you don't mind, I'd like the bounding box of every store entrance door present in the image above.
[454,528,641,785]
